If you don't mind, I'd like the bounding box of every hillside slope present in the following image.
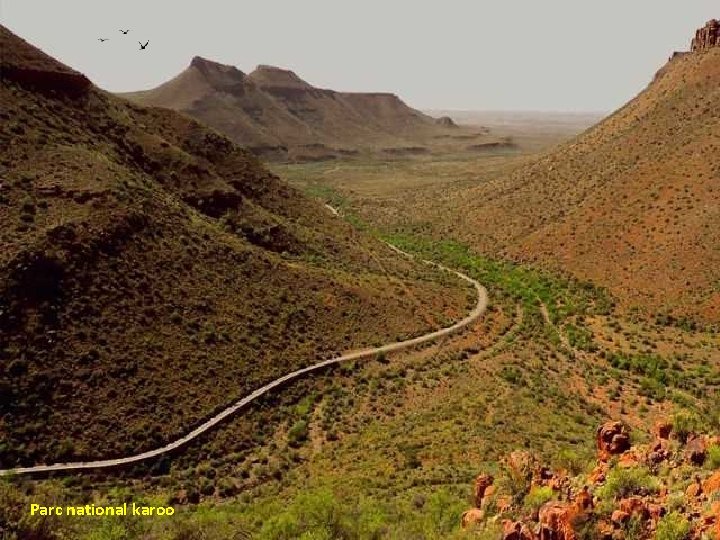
[0,25,471,468]
[456,40,720,322]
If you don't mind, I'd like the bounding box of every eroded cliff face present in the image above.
[691,19,720,52]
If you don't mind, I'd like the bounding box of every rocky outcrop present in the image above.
[435,116,457,128]
[691,19,720,52]
[596,421,631,460]
[502,520,534,540]
[474,474,495,507]
[538,501,580,540]
[461,419,720,539]
[461,508,485,529]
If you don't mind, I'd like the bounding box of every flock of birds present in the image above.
[98,29,148,50]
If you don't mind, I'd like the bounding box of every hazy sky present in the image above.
[2,1,716,111]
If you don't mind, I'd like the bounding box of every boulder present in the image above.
[461,508,485,529]
[685,435,707,466]
[617,450,642,469]
[435,115,457,128]
[647,503,666,523]
[686,476,703,499]
[703,470,720,495]
[538,501,578,540]
[618,496,650,521]
[596,421,631,460]
[611,510,630,524]
[654,420,673,440]
[474,473,495,507]
[595,520,614,540]
[647,439,671,465]
[502,519,535,540]
[588,462,609,485]
[573,486,593,512]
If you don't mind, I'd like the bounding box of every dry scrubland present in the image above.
[292,49,720,324]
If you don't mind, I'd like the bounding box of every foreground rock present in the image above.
[461,418,720,539]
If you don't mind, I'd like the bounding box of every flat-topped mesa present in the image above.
[691,19,720,52]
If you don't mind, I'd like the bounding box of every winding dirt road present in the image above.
[0,223,487,476]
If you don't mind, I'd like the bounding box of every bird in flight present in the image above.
[119,29,130,34]
[139,40,149,50]
[98,38,109,42]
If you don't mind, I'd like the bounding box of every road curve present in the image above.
[0,241,487,476]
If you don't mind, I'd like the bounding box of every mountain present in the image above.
[118,58,473,161]
[452,22,720,323]
[0,25,470,467]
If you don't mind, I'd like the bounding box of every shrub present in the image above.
[257,489,348,540]
[672,411,703,443]
[554,448,589,475]
[524,485,554,512]
[596,467,659,501]
[287,420,309,447]
[499,366,523,385]
[655,512,690,540]
[706,444,720,470]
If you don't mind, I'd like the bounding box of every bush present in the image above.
[554,448,589,475]
[706,444,720,470]
[524,485,554,512]
[655,512,690,540]
[287,420,308,447]
[257,489,389,540]
[672,411,703,443]
[596,467,659,501]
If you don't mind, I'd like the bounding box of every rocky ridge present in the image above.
[692,20,720,52]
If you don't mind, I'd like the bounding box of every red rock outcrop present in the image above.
[596,421,631,460]
[574,486,593,513]
[654,420,672,440]
[502,519,535,540]
[618,497,651,521]
[461,421,720,538]
[704,470,720,495]
[691,19,720,52]
[538,502,578,540]
[685,435,707,466]
[686,476,704,499]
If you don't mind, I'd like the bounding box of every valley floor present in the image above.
[3,152,719,540]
